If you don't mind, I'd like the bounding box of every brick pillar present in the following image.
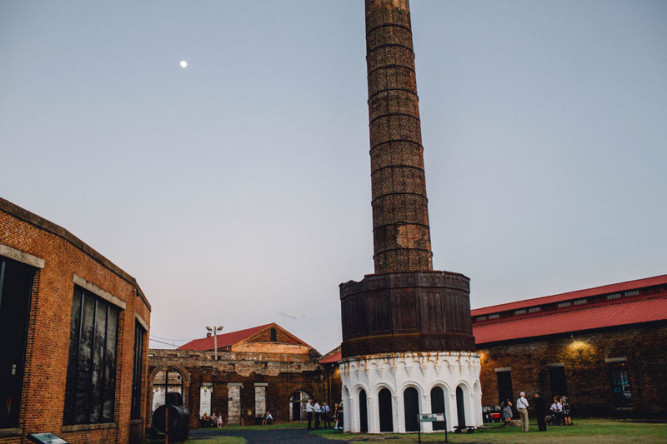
[254,383,268,417]
[366,0,433,273]
[227,383,242,424]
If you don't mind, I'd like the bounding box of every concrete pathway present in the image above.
[190,427,346,443]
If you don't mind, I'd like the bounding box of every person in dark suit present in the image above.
[533,392,548,431]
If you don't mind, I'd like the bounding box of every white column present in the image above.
[227,383,242,424]
[200,383,212,417]
[448,391,458,429]
[343,388,354,432]
[366,395,377,433]
[422,392,433,433]
[254,383,268,417]
[396,393,405,433]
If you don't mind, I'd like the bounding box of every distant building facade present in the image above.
[321,275,667,423]
[0,198,151,444]
[473,275,667,419]
[147,323,336,430]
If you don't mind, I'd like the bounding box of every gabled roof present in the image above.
[177,323,274,351]
[320,346,342,364]
[472,274,667,317]
[473,295,667,345]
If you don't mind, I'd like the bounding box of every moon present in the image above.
[180,60,188,68]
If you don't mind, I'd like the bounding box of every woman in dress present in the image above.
[501,397,513,425]
[561,397,572,426]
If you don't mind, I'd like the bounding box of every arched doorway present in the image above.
[152,367,184,411]
[456,386,466,428]
[289,391,310,421]
[430,387,445,431]
[359,389,368,433]
[378,388,393,432]
[403,387,419,432]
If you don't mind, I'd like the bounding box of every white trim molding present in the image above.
[73,274,126,309]
[0,244,45,268]
[135,312,149,331]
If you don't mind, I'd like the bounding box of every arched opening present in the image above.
[456,386,466,428]
[378,388,393,432]
[289,390,310,421]
[403,387,420,432]
[152,367,184,411]
[358,389,368,433]
[430,387,445,431]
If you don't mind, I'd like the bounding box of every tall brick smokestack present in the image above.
[339,2,482,432]
[366,0,433,274]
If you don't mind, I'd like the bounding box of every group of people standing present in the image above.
[505,392,572,432]
[305,399,335,429]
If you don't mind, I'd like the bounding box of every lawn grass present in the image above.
[312,419,667,443]
[144,419,666,443]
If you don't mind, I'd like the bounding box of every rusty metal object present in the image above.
[340,271,476,358]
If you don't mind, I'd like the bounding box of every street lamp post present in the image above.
[206,325,224,360]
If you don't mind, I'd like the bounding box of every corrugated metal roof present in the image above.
[473,296,667,345]
[320,350,342,364]
[177,323,274,351]
[471,275,667,316]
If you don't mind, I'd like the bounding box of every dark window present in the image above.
[430,387,445,431]
[403,387,419,432]
[456,386,466,428]
[548,366,569,399]
[0,257,35,429]
[379,388,393,432]
[63,287,119,425]
[131,321,146,419]
[270,328,277,342]
[358,389,368,433]
[496,370,514,405]
[608,362,632,407]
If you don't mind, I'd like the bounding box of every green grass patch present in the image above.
[313,419,667,443]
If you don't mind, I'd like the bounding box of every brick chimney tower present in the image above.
[339,0,482,433]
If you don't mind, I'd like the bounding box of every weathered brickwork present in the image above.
[366,0,433,274]
[0,198,151,444]
[147,349,330,430]
[477,324,667,418]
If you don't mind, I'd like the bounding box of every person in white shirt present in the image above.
[305,399,314,429]
[516,392,530,432]
[314,400,322,429]
[551,396,563,425]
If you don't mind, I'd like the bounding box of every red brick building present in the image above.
[0,198,151,444]
[473,275,667,418]
[148,323,334,430]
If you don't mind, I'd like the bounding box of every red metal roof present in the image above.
[177,323,273,351]
[473,296,667,345]
[320,350,342,364]
[471,275,667,317]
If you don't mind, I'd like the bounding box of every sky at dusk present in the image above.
[1,0,665,354]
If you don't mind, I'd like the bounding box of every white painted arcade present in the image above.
[340,351,483,433]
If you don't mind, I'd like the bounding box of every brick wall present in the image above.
[477,323,667,418]
[0,199,151,444]
[148,349,326,429]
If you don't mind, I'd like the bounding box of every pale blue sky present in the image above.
[1,0,665,353]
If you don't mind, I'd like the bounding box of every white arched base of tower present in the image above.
[340,351,482,433]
